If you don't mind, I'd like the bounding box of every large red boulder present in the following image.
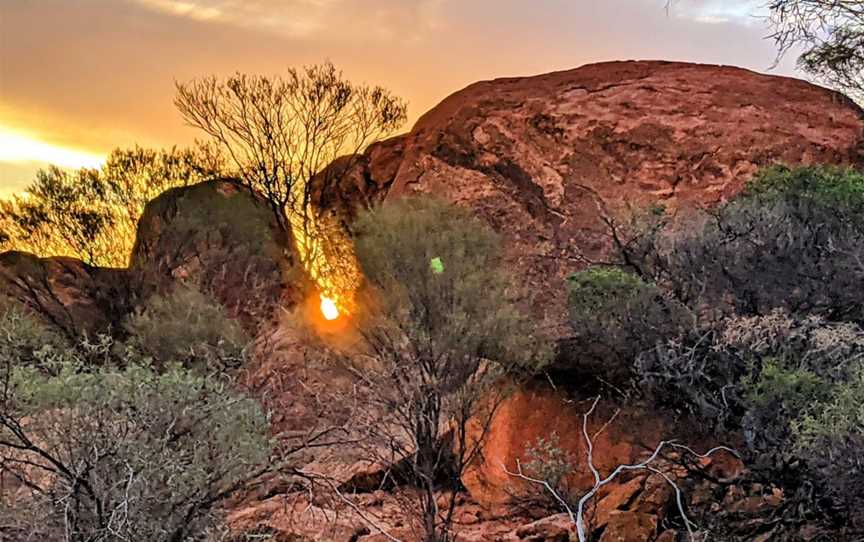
[334,60,864,334]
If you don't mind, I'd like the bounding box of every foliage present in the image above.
[767,0,864,101]
[0,301,70,373]
[174,62,407,230]
[793,368,864,520]
[622,166,864,323]
[350,197,551,542]
[0,346,272,542]
[636,310,864,528]
[354,197,549,373]
[0,144,224,267]
[515,433,577,513]
[0,167,112,265]
[565,266,689,383]
[618,168,864,532]
[124,286,251,376]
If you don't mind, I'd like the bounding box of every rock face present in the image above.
[463,384,671,504]
[334,60,864,334]
[130,179,301,328]
[0,251,130,338]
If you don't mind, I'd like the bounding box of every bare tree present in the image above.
[174,63,408,231]
[506,396,738,542]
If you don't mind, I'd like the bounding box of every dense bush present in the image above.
[351,197,551,541]
[0,339,271,542]
[626,166,864,323]
[792,366,864,522]
[354,197,550,374]
[0,301,70,372]
[637,311,864,527]
[616,166,864,533]
[124,286,250,375]
[565,267,689,383]
[0,292,267,540]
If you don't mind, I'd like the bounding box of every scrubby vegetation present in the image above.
[571,165,864,536]
[624,166,864,322]
[566,266,689,383]
[124,285,251,375]
[4,150,864,540]
[349,197,551,542]
[0,145,224,267]
[0,299,271,542]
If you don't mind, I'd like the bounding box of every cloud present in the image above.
[129,0,447,40]
[666,0,768,26]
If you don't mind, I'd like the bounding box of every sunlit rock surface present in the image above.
[329,60,864,336]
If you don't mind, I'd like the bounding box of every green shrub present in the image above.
[354,197,550,373]
[351,197,551,541]
[565,266,689,383]
[0,302,70,373]
[624,166,864,323]
[514,432,577,513]
[793,368,864,526]
[124,286,250,375]
[0,349,271,542]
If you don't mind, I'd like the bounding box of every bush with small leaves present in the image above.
[564,266,690,383]
[511,432,577,514]
[792,367,864,527]
[0,346,272,542]
[124,285,250,375]
[0,301,70,373]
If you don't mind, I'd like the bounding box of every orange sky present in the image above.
[0,0,799,195]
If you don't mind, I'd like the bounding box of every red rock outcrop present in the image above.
[329,60,864,334]
[462,384,677,505]
[130,179,302,328]
[0,251,130,338]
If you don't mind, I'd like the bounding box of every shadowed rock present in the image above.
[0,251,130,339]
[130,178,302,328]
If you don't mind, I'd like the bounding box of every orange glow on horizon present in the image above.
[0,125,104,170]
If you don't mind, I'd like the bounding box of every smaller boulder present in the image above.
[514,513,574,542]
[131,179,301,328]
[599,511,658,542]
[0,251,130,338]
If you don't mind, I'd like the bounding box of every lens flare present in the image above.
[320,294,340,321]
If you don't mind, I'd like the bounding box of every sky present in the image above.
[0,0,801,195]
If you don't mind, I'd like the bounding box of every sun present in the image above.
[320,294,340,321]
